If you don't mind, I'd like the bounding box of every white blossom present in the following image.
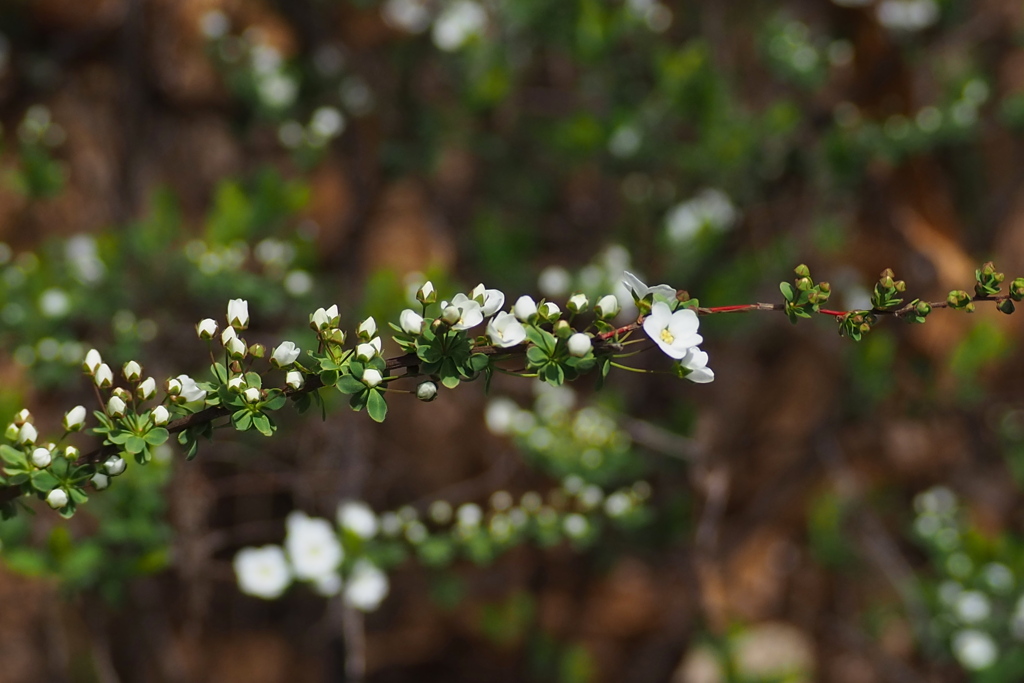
[514,295,538,322]
[540,302,560,319]
[31,447,51,468]
[356,343,378,361]
[471,284,505,316]
[175,375,206,403]
[486,312,526,348]
[285,512,343,581]
[952,629,997,670]
[123,360,142,382]
[416,280,436,303]
[46,488,68,509]
[227,298,249,329]
[444,295,484,330]
[344,559,389,611]
[138,377,157,400]
[286,371,304,390]
[622,270,676,302]
[106,395,127,418]
[595,294,619,318]
[357,316,377,340]
[91,472,110,490]
[567,293,589,313]
[642,302,702,359]
[432,0,487,51]
[234,545,291,599]
[151,405,170,426]
[243,387,261,404]
[567,333,592,357]
[362,368,383,388]
[337,501,379,539]
[271,341,301,368]
[63,405,86,431]
[225,335,247,359]
[196,318,218,339]
[104,455,126,476]
[679,345,714,384]
[83,348,102,374]
[94,363,113,388]
[17,422,37,445]
[400,309,424,335]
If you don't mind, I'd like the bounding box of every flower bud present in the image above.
[63,405,87,432]
[998,298,1016,315]
[112,387,131,402]
[310,307,331,331]
[416,381,438,402]
[221,326,237,345]
[356,343,377,361]
[227,298,249,329]
[196,318,218,340]
[513,295,537,322]
[13,409,31,426]
[795,264,811,278]
[567,293,589,313]
[553,319,572,338]
[94,363,113,388]
[362,368,383,388]
[539,302,560,320]
[104,455,126,476]
[400,309,424,335]
[31,447,51,468]
[64,445,79,459]
[227,376,245,392]
[249,343,265,359]
[441,305,461,325]
[326,328,346,345]
[5,423,19,440]
[416,281,436,305]
[91,473,110,490]
[138,377,157,401]
[166,377,182,396]
[151,405,170,426]
[46,488,68,509]
[595,294,619,319]
[357,316,377,341]
[271,341,300,368]
[286,370,304,390]
[243,387,261,404]
[225,335,247,359]
[17,422,37,445]
[83,349,102,374]
[567,333,592,357]
[107,395,127,418]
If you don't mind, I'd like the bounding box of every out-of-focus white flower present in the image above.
[151,405,170,426]
[952,629,998,670]
[344,559,389,611]
[337,501,379,539]
[485,398,519,435]
[642,302,702,359]
[514,295,538,322]
[91,472,110,490]
[227,298,249,329]
[955,591,992,624]
[432,0,487,51]
[400,309,424,334]
[567,333,592,358]
[175,375,207,403]
[563,513,589,538]
[538,266,571,297]
[46,488,68,509]
[362,369,383,388]
[664,188,737,245]
[285,512,343,581]
[876,0,939,32]
[381,0,432,34]
[39,288,70,318]
[234,545,291,599]
[486,312,526,348]
[271,341,301,368]
[196,318,218,339]
[63,405,86,432]
[286,371,304,390]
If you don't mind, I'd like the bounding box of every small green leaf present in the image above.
[231,410,253,431]
[367,390,388,423]
[0,445,25,467]
[29,470,58,492]
[125,436,147,455]
[252,413,275,437]
[337,375,366,395]
[144,427,169,446]
[319,369,339,387]
[468,353,490,372]
[780,281,795,302]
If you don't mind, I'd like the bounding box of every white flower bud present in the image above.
[64,445,79,459]
[31,447,51,468]
[13,409,31,425]
[196,318,218,339]
[151,405,170,426]
[356,343,377,361]
[91,473,110,490]
[514,295,537,322]
[63,405,87,432]
[567,333,592,357]
[595,294,619,318]
[271,341,301,368]
[325,304,339,325]
[18,422,37,445]
[540,302,560,319]
[107,395,127,418]
[123,360,142,382]
[83,348,103,374]
[137,377,157,401]
[225,335,247,359]
[416,381,437,402]
[46,488,68,509]
[357,316,377,340]
[94,363,113,388]
[104,455,126,476]
[175,375,206,403]
[221,326,237,346]
[567,293,589,313]
[310,307,331,331]
[441,305,461,325]
[362,368,383,388]
[227,298,249,329]
[416,281,436,304]
[4,423,18,440]
[243,387,261,403]
[400,309,424,335]
[286,370,304,390]
[227,376,245,392]
[166,377,182,396]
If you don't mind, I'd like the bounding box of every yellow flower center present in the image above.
[660,328,675,344]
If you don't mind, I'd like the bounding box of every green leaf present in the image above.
[468,354,490,372]
[417,342,443,364]
[231,410,253,431]
[349,391,368,412]
[125,436,147,455]
[526,346,549,366]
[252,413,275,437]
[441,375,460,389]
[319,369,339,387]
[29,470,59,492]
[780,281,795,302]
[336,375,366,395]
[144,427,169,446]
[211,362,228,384]
[264,394,287,411]
[367,390,388,423]
[524,326,556,353]
[0,445,25,467]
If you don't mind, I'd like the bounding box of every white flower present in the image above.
[91,472,110,490]
[343,559,389,611]
[622,270,677,301]
[952,629,998,671]
[221,326,236,345]
[538,266,571,297]
[138,377,157,400]
[107,396,127,417]
[227,376,246,392]
[876,0,939,32]
[567,333,592,357]
[225,335,247,359]
[457,503,483,527]
[271,341,301,368]
[567,293,589,313]
[17,422,37,445]
[642,302,702,359]
[13,409,30,425]
[63,405,86,431]
[310,306,338,331]
[175,375,207,403]
[286,370,304,390]
[955,591,992,624]
[227,298,249,329]
[416,381,438,402]
[400,309,424,334]
[94,363,113,388]
[484,398,518,436]
[234,545,291,599]
[83,348,102,373]
[46,488,68,509]
[595,294,619,318]
[151,405,170,426]
[64,445,79,459]
[432,0,487,51]
[123,360,142,382]
[416,280,436,304]
[540,302,560,320]
[243,387,261,403]
[471,284,505,316]
[445,295,484,330]
[31,447,51,468]
[356,342,378,361]
[357,316,377,340]
[486,312,526,348]
[312,572,342,597]
[563,513,589,538]
[362,368,383,388]
[196,318,218,339]
[514,295,538,322]
[679,346,714,384]
[285,512,343,581]
[337,501,379,539]
[104,455,126,476]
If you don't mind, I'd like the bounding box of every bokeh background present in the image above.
[0,0,1023,681]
